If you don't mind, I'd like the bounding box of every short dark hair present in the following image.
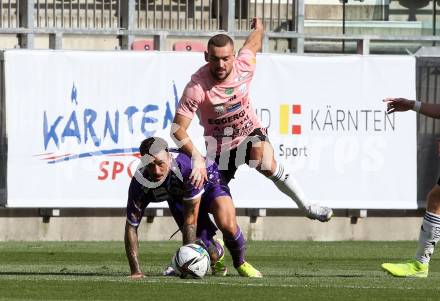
[207,34,234,49]
[139,137,169,157]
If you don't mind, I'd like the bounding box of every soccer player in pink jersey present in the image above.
[171,18,332,222]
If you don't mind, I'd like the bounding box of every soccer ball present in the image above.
[171,243,211,279]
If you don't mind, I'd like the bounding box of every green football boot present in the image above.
[236,262,262,278]
[211,238,227,276]
[382,260,429,278]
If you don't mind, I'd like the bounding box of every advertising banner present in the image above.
[4,50,416,208]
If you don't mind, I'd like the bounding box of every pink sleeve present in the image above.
[176,81,204,119]
[236,48,256,73]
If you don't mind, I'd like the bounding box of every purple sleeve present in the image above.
[126,179,148,226]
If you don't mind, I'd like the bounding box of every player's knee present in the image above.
[257,159,274,173]
[219,222,237,237]
[248,152,263,169]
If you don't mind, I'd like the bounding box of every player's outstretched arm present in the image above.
[124,222,145,279]
[384,97,440,119]
[241,17,264,55]
[171,114,208,189]
[182,197,201,245]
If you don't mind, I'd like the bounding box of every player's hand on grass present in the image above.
[128,272,145,279]
[383,97,414,114]
[190,156,208,189]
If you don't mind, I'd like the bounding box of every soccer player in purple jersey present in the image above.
[124,137,262,278]
[381,98,440,278]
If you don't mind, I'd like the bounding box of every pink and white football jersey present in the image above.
[177,49,262,156]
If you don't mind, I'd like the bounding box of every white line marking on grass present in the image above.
[3,275,438,291]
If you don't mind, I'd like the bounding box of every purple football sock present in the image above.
[214,240,225,258]
[196,229,212,250]
[224,226,246,268]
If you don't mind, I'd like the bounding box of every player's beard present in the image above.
[212,67,231,81]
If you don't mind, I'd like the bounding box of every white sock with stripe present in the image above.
[269,163,308,210]
[415,212,440,264]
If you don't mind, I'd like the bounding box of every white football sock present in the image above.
[415,212,440,264]
[269,163,308,210]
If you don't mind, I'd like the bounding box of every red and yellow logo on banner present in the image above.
[279,104,301,135]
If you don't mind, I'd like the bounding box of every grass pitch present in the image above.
[0,241,439,300]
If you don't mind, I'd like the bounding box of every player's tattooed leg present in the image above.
[182,224,197,245]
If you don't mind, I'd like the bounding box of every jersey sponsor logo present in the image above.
[226,101,241,113]
[227,94,237,102]
[242,120,254,130]
[212,126,240,138]
[235,71,250,82]
[224,88,234,95]
[207,110,246,125]
[213,104,225,115]
[239,126,254,137]
[239,83,247,94]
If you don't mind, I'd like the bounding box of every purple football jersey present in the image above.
[126,149,230,227]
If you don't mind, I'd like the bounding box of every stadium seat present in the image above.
[173,41,207,52]
[131,40,154,51]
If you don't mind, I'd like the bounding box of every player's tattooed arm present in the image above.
[182,197,201,244]
[124,222,145,278]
